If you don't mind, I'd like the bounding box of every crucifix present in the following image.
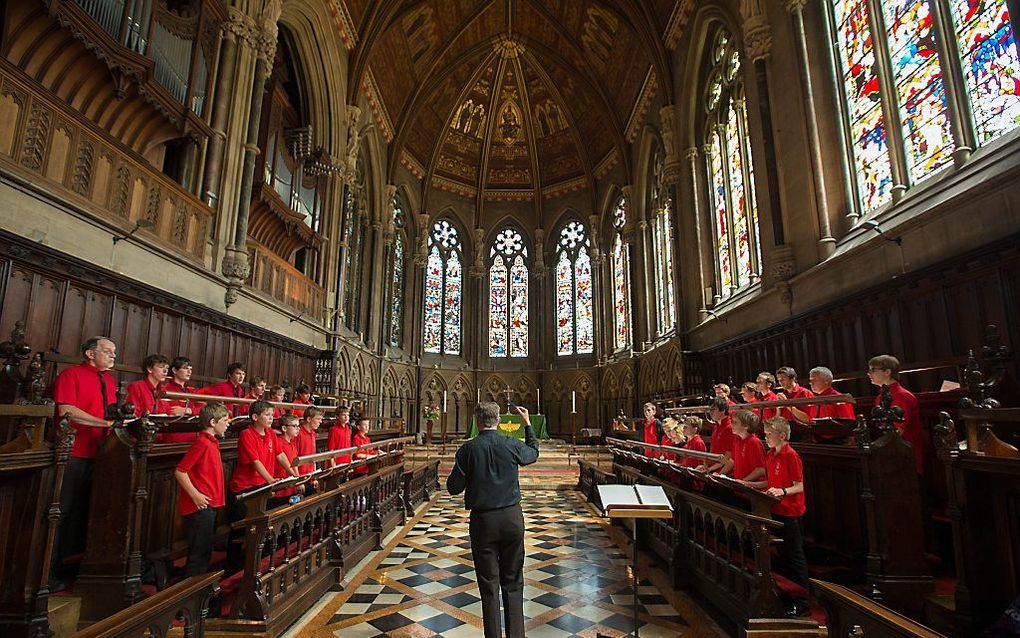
[504,384,513,414]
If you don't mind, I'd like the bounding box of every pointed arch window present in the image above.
[423,219,463,355]
[555,220,594,356]
[828,0,1020,216]
[703,29,761,302]
[488,227,529,358]
[650,153,678,333]
[611,198,631,350]
[388,194,406,348]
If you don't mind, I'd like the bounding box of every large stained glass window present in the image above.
[829,0,1020,215]
[611,198,631,351]
[388,195,406,348]
[422,219,463,355]
[703,29,761,303]
[556,220,594,356]
[488,227,529,358]
[650,154,678,334]
[949,0,1020,142]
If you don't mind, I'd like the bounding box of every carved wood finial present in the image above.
[869,384,903,432]
[934,411,958,456]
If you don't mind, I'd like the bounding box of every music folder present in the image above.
[597,484,674,520]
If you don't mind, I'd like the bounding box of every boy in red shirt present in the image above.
[749,417,810,616]
[296,407,323,475]
[755,372,780,421]
[725,410,767,483]
[698,397,733,474]
[226,401,292,571]
[268,385,286,419]
[127,354,176,417]
[327,406,353,466]
[776,367,813,422]
[175,402,229,576]
[868,354,924,474]
[680,417,707,468]
[198,363,246,416]
[244,376,267,402]
[291,383,312,417]
[352,417,374,476]
[739,382,758,406]
[161,356,202,444]
[268,415,302,508]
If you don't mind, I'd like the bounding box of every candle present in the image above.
[476,388,480,402]
[571,391,576,414]
[443,391,448,412]
[537,388,541,412]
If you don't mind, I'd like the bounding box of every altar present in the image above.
[468,413,550,440]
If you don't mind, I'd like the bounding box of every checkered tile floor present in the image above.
[311,491,722,637]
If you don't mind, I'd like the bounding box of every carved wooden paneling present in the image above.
[0,61,212,264]
[247,240,326,322]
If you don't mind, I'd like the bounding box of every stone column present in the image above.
[201,9,243,209]
[638,219,654,346]
[619,186,639,351]
[929,0,975,167]
[786,0,836,258]
[532,228,546,368]
[685,147,709,321]
[588,213,604,364]
[468,227,485,366]
[368,184,397,352]
[222,18,278,308]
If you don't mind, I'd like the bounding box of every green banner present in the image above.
[468,414,549,440]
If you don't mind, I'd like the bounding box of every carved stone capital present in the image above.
[684,147,699,163]
[769,244,796,282]
[784,0,809,13]
[221,248,251,282]
[223,8,258,47]
[743,14,773,62]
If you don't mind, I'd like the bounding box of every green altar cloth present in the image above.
[468,414,549,440]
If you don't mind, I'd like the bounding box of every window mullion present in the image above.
[439,251,447,355]
[930,0,977,163]
[822,0,864,223]
[868,0,912,199]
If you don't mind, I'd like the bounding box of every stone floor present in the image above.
[291,490,724,637]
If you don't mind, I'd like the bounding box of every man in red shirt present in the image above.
[749,417,810,616]
[49,336,118,589]
[755,372,780,421]
[126,354,180,417]
[699,397,734,474]
[161,356,202,444]
[226,400,292,571]
[199,362,246,416]
[788,366,856,424]
[776,367,813,422]
[868,355,924,474]
[175,402,229,576]
[725,410,766,482]
[327,406,353,466]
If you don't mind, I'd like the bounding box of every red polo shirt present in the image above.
[127,378,167,416]
[328,423,353,465]
[274,436,298,497]
[352,431,372,475]
[681,434,706,468]
[229,426,278,493]
[732,434,766,480]
[295,427,318,474]
[880,382,924,474]
[709,416,734,470]
[757,391,779,421]
[159,380,201,444]
[176,432,224,516]
[766,443,806,517]
[199,381,246,417]
[52,362,116,459]
[809,387,856,421]
[780,384,813,421]
[291,397,311,418]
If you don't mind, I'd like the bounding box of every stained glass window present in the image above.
[342,156,367,332]
[611,198,631,351]
[488,227,529,358]
[422,219,462,355]
[829,0,1020,216]
[948,0,1020,142]
[556,220,594,356]
[703,28,760,303]
[388,195,405,348]
[650,155,677,334]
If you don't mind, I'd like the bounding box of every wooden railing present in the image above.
[0,62,213,264]
[74,571,221,638]
[812,579,946,638]
[49,0,223,125]
[401,460,439,516]
[247,241,326,322]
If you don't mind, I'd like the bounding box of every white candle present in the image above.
[537,388,541,411]
[476,388,480,402]
[443,391,448,412]
[571,391,576,414]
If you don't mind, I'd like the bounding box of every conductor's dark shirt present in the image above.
[447,425,540,511]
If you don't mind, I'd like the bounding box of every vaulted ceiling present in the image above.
[344,0,678,206]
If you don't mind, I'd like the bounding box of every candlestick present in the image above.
[571,390,576,414]
[443,390,447,412]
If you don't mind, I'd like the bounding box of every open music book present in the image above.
[597,484,673,519]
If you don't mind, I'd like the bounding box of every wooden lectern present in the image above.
[597,484,674,637]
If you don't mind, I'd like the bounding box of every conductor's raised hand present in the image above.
[514,405,531,425]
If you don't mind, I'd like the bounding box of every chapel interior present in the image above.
[2,0,1020,636]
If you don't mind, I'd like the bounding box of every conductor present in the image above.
[447,402,539,638]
